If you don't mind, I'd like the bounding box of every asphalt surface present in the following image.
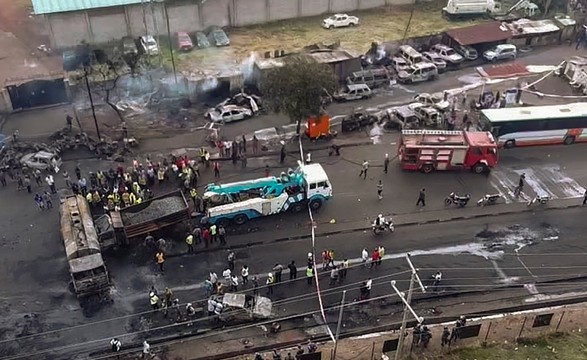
[0,44,586,359]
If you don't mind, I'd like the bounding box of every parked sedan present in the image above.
[422,52,447,73]
[140,35,159,56]
[176,32,193,51]
[207,26,230,47]
[195,32,210,48]
[205,105,252,123]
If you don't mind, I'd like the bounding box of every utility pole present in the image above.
[83,68,101,141]
[332,290,347,359]
[163,2,178,84]
[392,254,426,360]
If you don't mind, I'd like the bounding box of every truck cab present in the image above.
[300,163,333,210]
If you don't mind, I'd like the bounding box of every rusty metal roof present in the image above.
[445,22,512,46]
[476,61,531,79]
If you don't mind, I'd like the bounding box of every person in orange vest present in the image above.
[155,251,165,272]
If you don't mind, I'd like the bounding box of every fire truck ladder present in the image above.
[402,130,465,146]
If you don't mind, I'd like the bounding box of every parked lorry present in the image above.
[96,190,190,247]
[397,130,498,174]
[60,194,110,298]
[202,162,332,226]
[443,0,538,19]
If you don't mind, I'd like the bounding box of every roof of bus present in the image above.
[481,103,587,122]
[300,163,329,183]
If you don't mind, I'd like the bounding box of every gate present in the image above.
[6,78,68,110]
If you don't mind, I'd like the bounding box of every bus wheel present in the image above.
[233,214,248,225]
[504,140,516,149]
[421,164,433,173]
[216,218,230,228]
[309,199,322,210]
[564,136,575,145]
[472,163,488,174]
[291,203,304,213]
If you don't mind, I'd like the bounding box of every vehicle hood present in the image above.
[447,54,464,62]
[206,110,222,121]
[397,71,409,78]
[483,50,497,57]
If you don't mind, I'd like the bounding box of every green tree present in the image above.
[261,56,337,134]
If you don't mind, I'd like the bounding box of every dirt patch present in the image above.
[173,2,477,73]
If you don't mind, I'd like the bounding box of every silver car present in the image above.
[422,52,447,73]
[205,105,252,123]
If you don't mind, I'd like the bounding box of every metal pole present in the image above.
[84,69,101,140]
[332,290,347,359]
[395,274,415,360]
[163,2,178,84]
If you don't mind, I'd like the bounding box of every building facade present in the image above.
[32,0,412,49]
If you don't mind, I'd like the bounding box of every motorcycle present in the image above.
[477,194,503,207]
[527,194,550,207]
[372,217,395,235]
[444,192,471,207]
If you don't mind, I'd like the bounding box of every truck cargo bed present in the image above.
[115,190,190,239]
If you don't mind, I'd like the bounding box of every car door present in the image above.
[232,110,244,121]
[339,15,347,26]
[222,110,233,122]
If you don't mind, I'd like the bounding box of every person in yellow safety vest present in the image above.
[123,172,132,184]
[185,233,194,254]
[199,147,206,163]
[129,192,137,205]
[149,291,160,310]
[136,197,143,204]
[113,193,121,205]
[92,191,101,204]
[157,168,165,184]
[132,182,141,195]
[97,171,105,185]
[86,192,93,204]
[107,198,115,211]
[266,273,275,295]
[107,193,115,203]
[306,266,314,285]
[122,192,131,207]
[190,188,198,204]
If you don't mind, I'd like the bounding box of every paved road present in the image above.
[5,207,587,359]
[0,44,586,359]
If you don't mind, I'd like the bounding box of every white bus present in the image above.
[479,103,587,148]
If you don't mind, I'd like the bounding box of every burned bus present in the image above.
[60,194,110,298]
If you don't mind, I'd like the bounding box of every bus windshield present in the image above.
[479,104,587,147]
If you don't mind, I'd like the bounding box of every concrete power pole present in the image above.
[392,254,426,360]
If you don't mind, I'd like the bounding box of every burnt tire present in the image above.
[309,199,323,210]
[564,136,575,145]
[504,140,516,149]
[233,214,248,225]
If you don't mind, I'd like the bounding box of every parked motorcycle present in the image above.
[444,192,471,207]
[527,195,550,207]
[372,216,395,235]
[477,194,503,207]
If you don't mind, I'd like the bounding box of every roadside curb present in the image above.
[166,201,584,258]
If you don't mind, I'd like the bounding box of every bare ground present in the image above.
[172,1,479,74]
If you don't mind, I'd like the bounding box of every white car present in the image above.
[140,35,159,56]
[422,52,447,73]
[205,105,252,123]
[322,14,359,29]
[414,93,451,112]
[430,44,464,66]
[21,151,62,171]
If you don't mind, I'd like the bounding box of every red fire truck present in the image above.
[397,130,498,174]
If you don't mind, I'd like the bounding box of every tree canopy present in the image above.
[261,55,337,132]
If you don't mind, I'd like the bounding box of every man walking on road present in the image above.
[377,180,383,200]
[359,160,369,179]
[185,233,194,254]
[416,188,426,207]
[155,251,165,272]
[306,266,314,285]
[383,153,390,174]
[273,263,284,282]
[227,250,235,271]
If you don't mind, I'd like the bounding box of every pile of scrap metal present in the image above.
[216,92,264,115]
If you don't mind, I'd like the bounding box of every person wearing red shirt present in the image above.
[370,248,380,269]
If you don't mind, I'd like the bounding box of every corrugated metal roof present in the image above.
[32,0,143,15]
[307,50,356,64]
[445,22,512,46]
[476,61,531,79]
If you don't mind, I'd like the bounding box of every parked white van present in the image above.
[398,45,424,65]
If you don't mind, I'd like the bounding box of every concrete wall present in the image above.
[47,0,417,48]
